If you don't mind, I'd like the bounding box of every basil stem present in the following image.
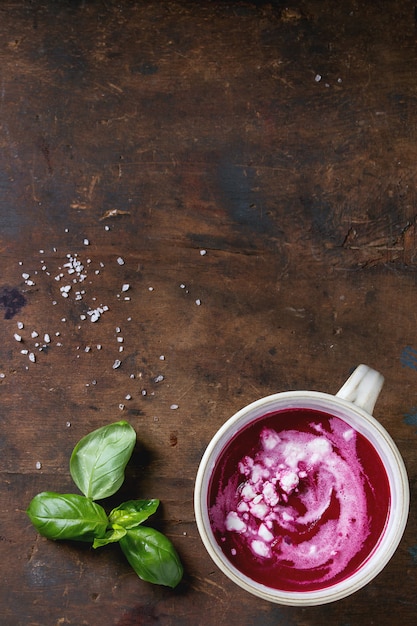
[119,526,183,588]
[93,525,127,548]
[70,421,136,500]
[26,492,108,542]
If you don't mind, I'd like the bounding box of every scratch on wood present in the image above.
[189,575,228,601]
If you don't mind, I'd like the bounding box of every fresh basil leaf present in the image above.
[70,421,136,500]
[93,525,126,548]
[27,492,108,542]
[119,526,183,588]
[109,499,160,529]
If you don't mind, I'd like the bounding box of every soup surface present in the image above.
[208,408,390,592]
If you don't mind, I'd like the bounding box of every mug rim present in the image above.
[194,390,410,606]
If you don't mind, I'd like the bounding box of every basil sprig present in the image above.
[27,421,183,588]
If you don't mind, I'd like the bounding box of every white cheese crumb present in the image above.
[225,511,247,533]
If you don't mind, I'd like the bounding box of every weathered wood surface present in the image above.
[1,1,417,624]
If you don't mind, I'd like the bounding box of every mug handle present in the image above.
[335,364,384,415]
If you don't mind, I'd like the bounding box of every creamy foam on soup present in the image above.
[209,409,390,592]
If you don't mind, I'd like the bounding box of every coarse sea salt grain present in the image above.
[35,461,42,470]
[117,257,125,265]
[122,283,130,292]
[113,359,122,369]
[14,333,22,342]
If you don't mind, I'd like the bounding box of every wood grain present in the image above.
[1,1,416,624]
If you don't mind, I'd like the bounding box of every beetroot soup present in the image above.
[208,408,390,592]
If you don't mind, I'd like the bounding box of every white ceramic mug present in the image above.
[194,365,409,606]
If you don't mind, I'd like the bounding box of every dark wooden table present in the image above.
[1,1,416,624]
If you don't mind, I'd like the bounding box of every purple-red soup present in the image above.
[208,408,390,592]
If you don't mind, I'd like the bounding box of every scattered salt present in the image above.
[170,404,179,410]
[14,333,22,342]
[117,257,125,265]
[35,461,42,470]
[122,283,130,292]
[113,359,122,369]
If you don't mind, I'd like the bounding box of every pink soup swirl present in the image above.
[209,410,390,591]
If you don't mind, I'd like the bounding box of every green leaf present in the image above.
[119,526,183,588]
[70,421,136,500]
[26,492,108,542]
[93,525,126,548]
[109,499,160,529]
